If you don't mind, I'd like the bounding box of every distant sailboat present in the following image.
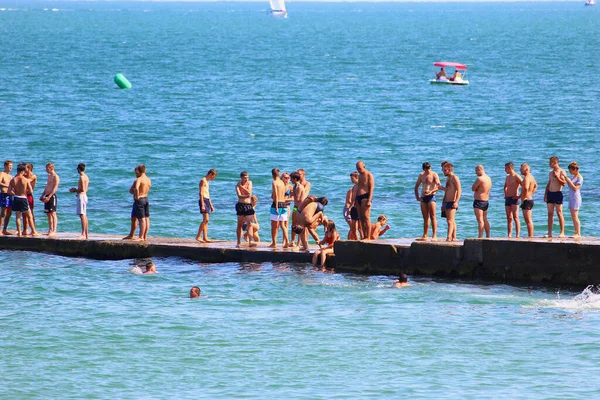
[269,0,287,18]
[585,0,595,6]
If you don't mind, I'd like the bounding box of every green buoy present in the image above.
[114,73,132,89]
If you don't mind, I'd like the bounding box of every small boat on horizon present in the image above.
[585,0,595,6]
[430,61,469,86]
[269,0,287,18]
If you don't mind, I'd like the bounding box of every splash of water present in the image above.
[536,285,600,312]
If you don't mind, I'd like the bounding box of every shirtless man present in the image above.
[269,168,289,248]
[414,162,440,241]
[123,178,138,240]
[344,171,360,240]
[132,164,151,241]
[298,169,311,198]
[196,169,216,243]
[544,156,567,238]
[471,164,492,238]
[22,163,37,235]
[0,160,13,235]
[69,163,90,240]
[355,160,374,240]
[235,171,256,248]
[290,172,306,248]
[8,164,38,237]
[504,162,523,238]
[40,162,60,237]
[438,162,461,242]
[294,196,328,251]
[520,163,538,238]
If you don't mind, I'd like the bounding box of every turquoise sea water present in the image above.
[3,2,600,397]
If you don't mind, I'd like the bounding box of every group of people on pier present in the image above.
[0,156,584,260]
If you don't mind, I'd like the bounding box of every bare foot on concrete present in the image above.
[268,243,276,248]
[249,243,258,248]
[75,235,87,240]
[122,235,134,240]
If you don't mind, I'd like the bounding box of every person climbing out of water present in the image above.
[370,214,390,240]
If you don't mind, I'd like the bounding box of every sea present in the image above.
[2,1,600,398]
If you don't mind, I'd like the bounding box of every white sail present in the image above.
[269,0,286,12]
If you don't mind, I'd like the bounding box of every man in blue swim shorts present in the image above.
[269,168,289,248]
[0,160,13,235]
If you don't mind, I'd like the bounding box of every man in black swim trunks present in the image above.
[471,164,492,238]
[414,162,441,241]
[520,163,538,238]
[544,156,567,238]
[235,171,256,248]
[355,160,374,240]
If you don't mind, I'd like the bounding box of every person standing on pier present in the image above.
[132,165,151,241]
[355,161,374,240]
[69,163,89,240]
[235,171,256,248]
[8,164,38,237]
[290,172,306,248]
[544,156,567,238]
[504,162,522,238]
[565,161,583,238]
[22,164,37,235]
[472,164,492,238]
[298,169,311,198]
[0,160,13,235]
[344,171,360,240]
[439,162,461,242]
[196,169,216,243]
[520,163,538,238]
[282,172,294,248]
[269,168,289,248]
[414,162,440,241]
[40,162,60,237]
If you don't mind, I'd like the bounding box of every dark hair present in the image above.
[208,168,217,176]
[137,164,146,174]
[77,163,86,172]
[290,172,300,181]
[317,197,328,206]
[422,162,431,170]
[505,162,514,168]
[17,164,26,173]
[292,225,304,234]
[4,160,12,167]
[240,171,248,178]
[272,168,280,178]
[398,273,408,283]
[441,161,448,167]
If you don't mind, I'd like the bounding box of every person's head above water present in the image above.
[190,286,201,298]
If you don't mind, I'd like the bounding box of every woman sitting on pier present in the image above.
[312,219,339,267]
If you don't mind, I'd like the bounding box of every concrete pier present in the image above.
[2,233,600,286]
[0,233,313,264]
[331,237,600,286]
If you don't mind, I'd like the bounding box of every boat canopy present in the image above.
[270,0,286,11]
[433,61,467,71]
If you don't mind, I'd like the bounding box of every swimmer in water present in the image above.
[190,286,201,298]
[143,261,156,274]
[393,273,409,288]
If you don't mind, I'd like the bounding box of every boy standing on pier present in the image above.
[69,163,89,240]
[439,162,461,242]
[471,164,492,238]
[544,156,567,238]
[414,162,440,241]
[196,169,216,243]
[0,160,13,235]
[520,163,538,238]
[235,171,256,248]
[504,162,522,238]
[22,164,37,235]
[269,168,289,248]
[132,165,151,241]
[40,162,60,237]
